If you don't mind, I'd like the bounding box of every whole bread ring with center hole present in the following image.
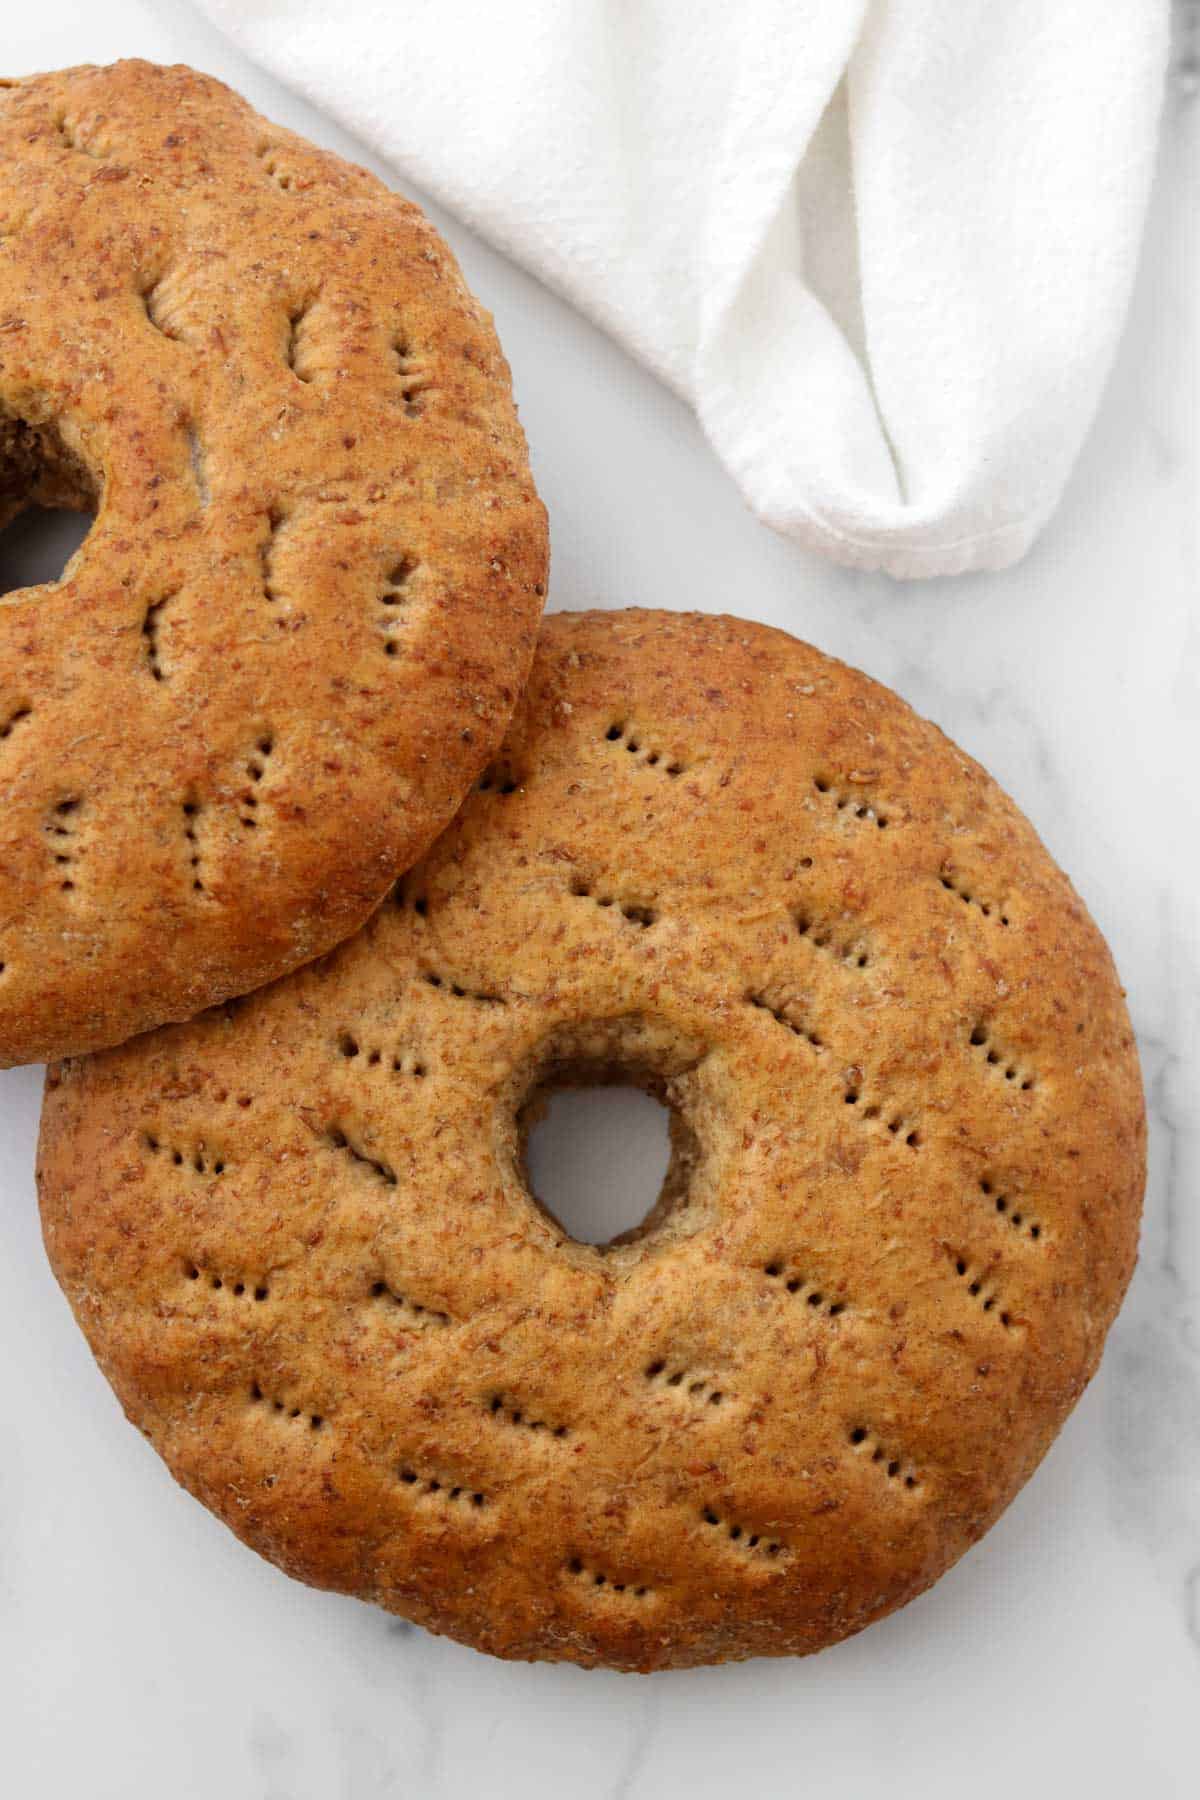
[0,61,547,1066]
[37,609,1145,1672]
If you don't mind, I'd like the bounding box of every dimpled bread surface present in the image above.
[38,610,1145,1671]
[0,60,547,1065]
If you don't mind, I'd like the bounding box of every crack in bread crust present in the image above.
[0,60,547,1065]
[37,610,1145,1672]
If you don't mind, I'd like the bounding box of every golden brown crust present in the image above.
[0,61,547,1064]
[38,610,1144,1670]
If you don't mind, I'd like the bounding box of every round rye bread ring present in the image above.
[0,61,547,1065]
[37,610,1145,1671]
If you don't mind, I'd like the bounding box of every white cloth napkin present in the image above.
[192,0,1167,579]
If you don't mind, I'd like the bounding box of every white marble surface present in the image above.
[2,4,1198,1795]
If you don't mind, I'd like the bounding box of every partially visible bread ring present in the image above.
[0,61,547,1064]
[38,610,1144,1671]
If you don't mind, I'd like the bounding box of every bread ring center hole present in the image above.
[524,1084,673,1249]
[0,505,94,595]
[1,414,98,597]
[511,1021,712,1255]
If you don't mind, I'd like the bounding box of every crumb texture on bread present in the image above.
[38,611,1144,1670]
[0,60,547,1064]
